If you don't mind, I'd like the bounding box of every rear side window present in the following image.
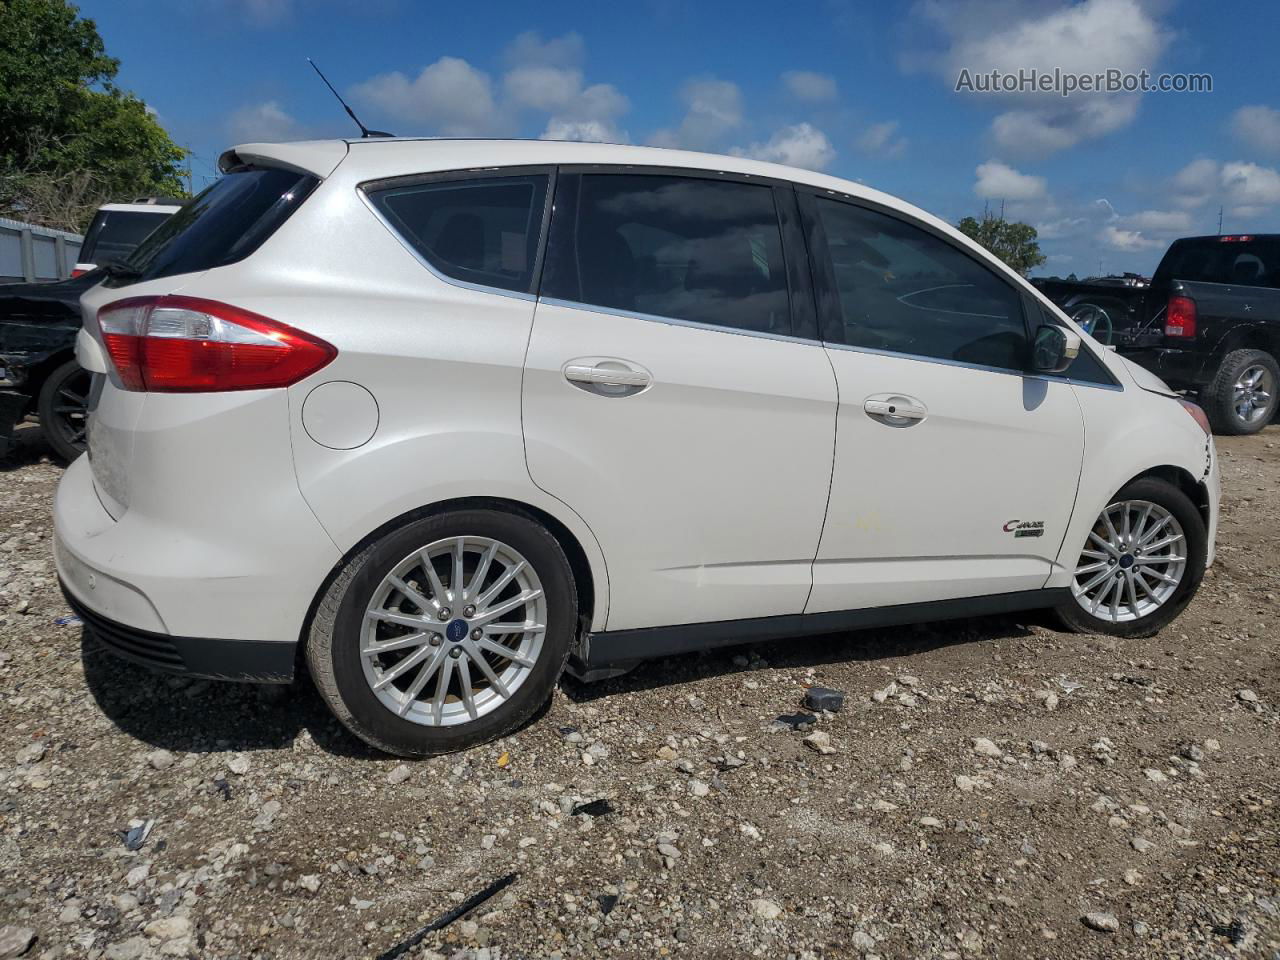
[110,167,317,287]
[366,175,549,294]
[80,210,171,265]
[815,197,1026,370]
[541,173,791,335]
[1154,238,1280,288]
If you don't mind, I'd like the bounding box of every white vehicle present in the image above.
[56,139,1220,756]
[72,198,183,276]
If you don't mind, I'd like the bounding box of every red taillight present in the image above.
[70,268,87,278]
[96,296,336,392]
[1165,295,1197,338]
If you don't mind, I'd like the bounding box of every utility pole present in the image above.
[1217,205,1223,235]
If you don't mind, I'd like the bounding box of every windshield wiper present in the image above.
[100,262,143,282]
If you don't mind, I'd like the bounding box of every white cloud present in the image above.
[1100,225,1165,251]
[1171,157,1220,208]
[990,97,1138,154]
[541,119,615,142]
[1119,209,1191,232]
[918,0,1171,155]
[1034,216,1087,241]
[352,56,501,136]
[1229,105,1280,154]
[733,123,835,171]
[503,30,585,69]
[856,120,906,157]
[782,70,837,102]
[217,0,290,25]
[1168,158,1280,217]
[973,160,1046,201]
[350,33,629,143]
[1221,161,1280,211]
[650,78,743,150]
[227,100,306,142]
[505,65,584,112]
[540,83,630,143]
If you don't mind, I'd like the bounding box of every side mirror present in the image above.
[1031,324,1081,374]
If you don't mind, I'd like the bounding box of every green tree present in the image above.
[0,0,188,231]
[957,211,1047,276]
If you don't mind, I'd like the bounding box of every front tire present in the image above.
[308,509,577,757]
[1054,477,1206,638]
[1202,348,1278,435]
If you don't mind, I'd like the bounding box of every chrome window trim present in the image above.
[822,339,1026,376]
[537,296,820,348]
[824,340,1125,389]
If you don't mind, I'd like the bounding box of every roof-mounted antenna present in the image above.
[307,58,393,138]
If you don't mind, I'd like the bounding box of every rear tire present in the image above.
[37,359,91,462]
[307,508,576,757]
[1202,348,1279,435]
[1053,477,1206,639]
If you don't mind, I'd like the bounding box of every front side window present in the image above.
[541,173,791,335]
[366,174,549,294]
[815,197,1027,370]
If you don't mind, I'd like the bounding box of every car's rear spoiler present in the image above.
[217,141,350,179]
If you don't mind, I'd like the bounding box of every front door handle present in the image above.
[563,359,652,396]
[864,394,927,426]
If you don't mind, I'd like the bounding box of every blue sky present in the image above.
[82,0,1280,276]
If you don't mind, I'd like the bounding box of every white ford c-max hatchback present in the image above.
[56,138,1220,756]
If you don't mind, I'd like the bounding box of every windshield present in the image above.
[108,167,318,287]
[80,210,172,265]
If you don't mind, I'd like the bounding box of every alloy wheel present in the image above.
[1071,500,1187,623]
[361,536,547,726]
[1233,364,1274,424]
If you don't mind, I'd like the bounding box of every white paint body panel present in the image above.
[810,350,1084,611]
[524,301,837,630]
[54,137,1219,660]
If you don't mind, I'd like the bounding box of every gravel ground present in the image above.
[1,421,1278,960]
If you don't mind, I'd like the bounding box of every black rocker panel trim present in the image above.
[581,589,1068,668]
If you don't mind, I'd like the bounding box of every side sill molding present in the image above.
[578,588,1069,670]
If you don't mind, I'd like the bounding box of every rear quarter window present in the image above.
[364,173,550,294]
[108,167,318,287]
[1155,238,1280,288]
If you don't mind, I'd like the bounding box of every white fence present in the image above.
[0,217,83,283]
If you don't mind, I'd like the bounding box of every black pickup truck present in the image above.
[1034,234,1280,434]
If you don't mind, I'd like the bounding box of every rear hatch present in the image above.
[79,164,322,515]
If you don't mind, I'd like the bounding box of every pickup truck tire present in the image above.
[1202,349,1279,435]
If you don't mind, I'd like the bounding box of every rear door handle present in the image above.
[863,394,927,426]
[563,359,652,396]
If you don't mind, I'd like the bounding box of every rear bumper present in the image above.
[62,583,295,682]
[54,438,339,672]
